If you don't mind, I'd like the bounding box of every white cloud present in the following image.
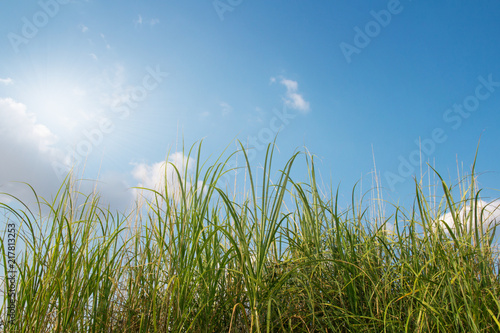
[131,152,199,202]
[287,92,309,112]
[279,78,310,113]
[437,200,500,234]
[0,97,139,213]
[0,98,59,154]
[80,24,88,33]
[150,18,160,26]
[0,98,66,205]
[281,79,298,92]
[89,53,98,61]
[0,78,13,85]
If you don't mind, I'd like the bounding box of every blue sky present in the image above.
[1,0,500,213]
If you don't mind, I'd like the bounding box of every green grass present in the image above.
[0,141,499,332]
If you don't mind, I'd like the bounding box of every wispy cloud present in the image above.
[89,53,98,61]
[135,15,160,27]
[134,14,143,26]
[279,78,310,113]
[220,102,232,116]
[100,33,111,50]
[79,24,88,33]
[0,77,13,85]
[199,111,210,120]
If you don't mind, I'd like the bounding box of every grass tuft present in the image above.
[0,142,499,332]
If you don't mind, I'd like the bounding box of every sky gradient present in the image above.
[1,0,500,213]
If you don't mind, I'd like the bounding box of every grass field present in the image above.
[1,142,499,332]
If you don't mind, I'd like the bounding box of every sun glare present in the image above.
[26,74,90,135]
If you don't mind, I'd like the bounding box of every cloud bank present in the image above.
[0,97,65,204]
[438,200,500,233]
